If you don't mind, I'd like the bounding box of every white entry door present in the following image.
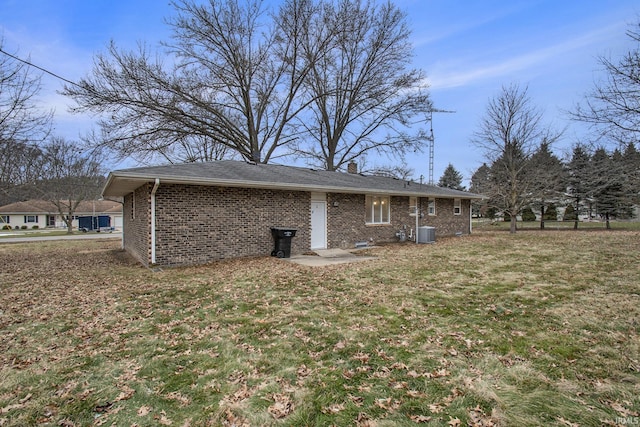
[310,201,327,249]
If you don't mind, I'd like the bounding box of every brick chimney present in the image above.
[347,161,357,174]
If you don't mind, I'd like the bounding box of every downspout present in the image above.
[469,200,473,234]
[415,197,419,244]
[150,178,160,265]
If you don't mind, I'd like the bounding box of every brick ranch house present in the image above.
[0,199,122,230]
[102,160,483,267]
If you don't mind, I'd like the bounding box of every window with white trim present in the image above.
[365,195,390,224]
[454,198,461,215]
[1,215,9,224]
[428,200,436,216]
[24,215,38,223]
[409,197,417,216]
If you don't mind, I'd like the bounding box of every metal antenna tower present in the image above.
[427,109,455,185]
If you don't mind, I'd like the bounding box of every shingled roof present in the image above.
[103,160,482,199]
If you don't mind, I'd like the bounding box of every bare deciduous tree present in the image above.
[572,20,640,145]
[293,0,430,171]
[473,84,561,233]
[63,0,316,165]
[63,0,429,170]
[0,39,53,204]
[38,138,105,233]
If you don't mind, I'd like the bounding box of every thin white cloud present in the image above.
[426,21,627,90]
[410,2,532,49]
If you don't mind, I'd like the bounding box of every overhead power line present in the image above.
[0,47,83,89]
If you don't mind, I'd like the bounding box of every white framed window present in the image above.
[428,200,436,216]
[366,195,390,224]
[454,198,461,215]
[24,215,38,223]
[1,215,9,224]
[409,197,417,216]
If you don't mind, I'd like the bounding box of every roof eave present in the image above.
[102,171,484,199]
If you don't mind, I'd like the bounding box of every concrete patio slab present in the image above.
[284,248,376,267]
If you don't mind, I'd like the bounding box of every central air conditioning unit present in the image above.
[417,226,436,244]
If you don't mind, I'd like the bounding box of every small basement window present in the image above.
[454,198,461,215]
[366,195,390,224]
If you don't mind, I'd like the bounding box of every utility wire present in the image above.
[0,47,83,89]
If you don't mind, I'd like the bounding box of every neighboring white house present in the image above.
[0,200,123,230]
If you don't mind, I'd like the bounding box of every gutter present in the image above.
[105,171,485,200]
[150,178,160,265]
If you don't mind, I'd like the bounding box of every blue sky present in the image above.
[1,0,639,184]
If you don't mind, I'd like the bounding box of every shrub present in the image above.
[20,225,28,230]
[31,225,39,230]
[521,207,536,222]
[543,203,558,221]
[2,225,11,230]
[484,207,498,219]
[563,205,577,221]
[14,225,19,230]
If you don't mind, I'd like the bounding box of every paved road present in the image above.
[0,232,122,244]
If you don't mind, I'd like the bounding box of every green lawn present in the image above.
[0,230,638,426]
[473,218,640,231]
[0,229,80,238]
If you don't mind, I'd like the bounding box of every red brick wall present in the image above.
[423,198,471,236]
[123,184,152,266]
[325,194,470,247]
[121,183,472,267]
[152,184,310,267]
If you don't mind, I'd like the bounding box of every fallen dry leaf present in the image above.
[428,403,444,414]
[114,385,135,402]
[556,416,579,427]
[356,412,377,427]
[468,405,496,427]
[155,410,172,425]
[410,414,432,423]
[322,403,345,414]
[268,393,294,419]
[137,405,151,416]
[222,408,251,427]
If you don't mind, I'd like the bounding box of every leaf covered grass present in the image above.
[0,231,638,426]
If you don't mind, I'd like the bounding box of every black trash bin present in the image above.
[270,227,297,258]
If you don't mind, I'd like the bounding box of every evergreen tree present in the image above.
[470,163,491,217]
[528,141,566,229]
[563,204,577,221]
[590,147,631,227]
[566,144,592,229]
[623,142,640,215]
[521,206,536,222]
[438,163,465,191]
[543,203,558,221]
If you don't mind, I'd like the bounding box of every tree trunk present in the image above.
[540,204,545,230]
[605,212,611,229]
[64,216,74,234]
[510,216,517,234]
